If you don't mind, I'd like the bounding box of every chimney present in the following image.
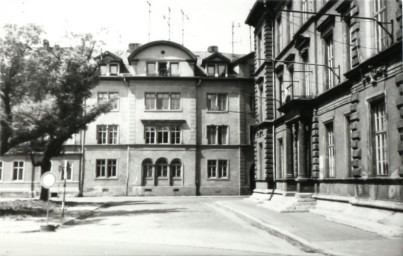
[207,45,218,53]
[128,43,141,53]
[43,39,49,50]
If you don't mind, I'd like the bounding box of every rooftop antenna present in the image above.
[232,22,241,54]
[163,7,171,41]
[181,9,189,45]
[146,1,152,42]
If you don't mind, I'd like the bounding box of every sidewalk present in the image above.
[215,198,403,256]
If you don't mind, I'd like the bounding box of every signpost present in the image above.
[40,172,56,231]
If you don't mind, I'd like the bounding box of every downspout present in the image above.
[126,145,130,196]
[79,129,86,197]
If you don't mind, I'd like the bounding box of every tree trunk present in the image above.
[39,158,52,201]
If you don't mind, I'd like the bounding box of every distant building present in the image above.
[246,0,402,218]
[0,41,255,197]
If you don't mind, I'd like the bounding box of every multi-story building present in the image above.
[247,0,402,233]
[0,41,255,197]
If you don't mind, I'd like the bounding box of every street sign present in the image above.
[40,172,56,189]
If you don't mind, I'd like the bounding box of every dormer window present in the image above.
[206,64,227,77]
[207,65,215,76]
[147,62,157,76]
[158,62,168,76]
[147,61,180,77]
[109,64,118,75]
[99,63,120,76]
[218,64,226,77]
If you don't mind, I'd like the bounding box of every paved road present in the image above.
[0,197,323,256]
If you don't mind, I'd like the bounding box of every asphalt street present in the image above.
[0,197,323,256]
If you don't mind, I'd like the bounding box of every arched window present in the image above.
[170,159,182,178]
[156,158,168,177]
[142,159,153,178]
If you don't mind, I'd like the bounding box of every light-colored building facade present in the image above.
[246,0,403,222]
[0,41,255,197]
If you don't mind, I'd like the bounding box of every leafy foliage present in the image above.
[0,24,112,199]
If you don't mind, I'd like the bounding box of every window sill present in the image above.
[95,177,118,180]
[172,177,182,180]
[157,177,169,180]
[207,178,229,181]
[144,109,183,112]
[206,110,229,113]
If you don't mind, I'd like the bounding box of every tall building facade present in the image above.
[246,0,403,216]
[0,41,255,197]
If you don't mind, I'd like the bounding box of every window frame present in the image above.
[374,0,388,52]
[96,124,119,145]
[206,93,228,112]
[325,122,335,178]
[156,158,169,178]
[170,159,182,179]
[207,125,228,145]
[95,159,118,179]
[97,92,120,111]
[144,92,182,111]
[370,98,389,176]
[0,161,2,181]
[324,34,335,89]
[207,159,229,180]
[60,162,73,181]
[12,160,24,181]
[144,125,182,145]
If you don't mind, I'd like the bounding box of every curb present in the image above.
[215,201,352,256]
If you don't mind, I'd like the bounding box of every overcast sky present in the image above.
[0,0,256,54]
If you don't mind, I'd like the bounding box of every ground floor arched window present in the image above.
[156,158,168,177]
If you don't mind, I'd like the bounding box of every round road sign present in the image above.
[40,172,57,189]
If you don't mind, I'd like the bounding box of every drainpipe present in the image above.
[126,145,130,196]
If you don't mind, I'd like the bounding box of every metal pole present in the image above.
[46,189,50,225]
[61,161,67,218]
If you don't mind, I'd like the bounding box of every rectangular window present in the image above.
[60,162,73,181]
[218,64,226,77]
[170,62,179,76]
[98,92,119,110]
[207,160,228,179]
[109,64,118,75]
[207,160,217,178]
[145,93,156,110]
[343,18,352,71]
[157,126,169,144]
[345,115,352,177]
[170,93,181,110]
[278,139,284,178]
[96,159,117,178]
[372,100,388,175]
[145,93,181,110]
[324,35,335,89]
[207,65,215,76]
[100,65,108,75]
[258,83,264,122]
[170,126,181,144]
[259,142,264,179]
[147,62,157,76]
[301,55,310,97]
[326,123,335,178]
[207,93,227,111]
[13,161,24,181]
[156,93,170,110]
[374,0,388,52]
[145,126,156,144]
[145,125,181,144]
[158,62,168,76]
[97,125,118,144]
[207,125,228,145]
[257,31,262,66]
[218,160,228,178]
[0,161,2,180]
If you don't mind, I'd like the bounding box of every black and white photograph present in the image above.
[0,0,402,255]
